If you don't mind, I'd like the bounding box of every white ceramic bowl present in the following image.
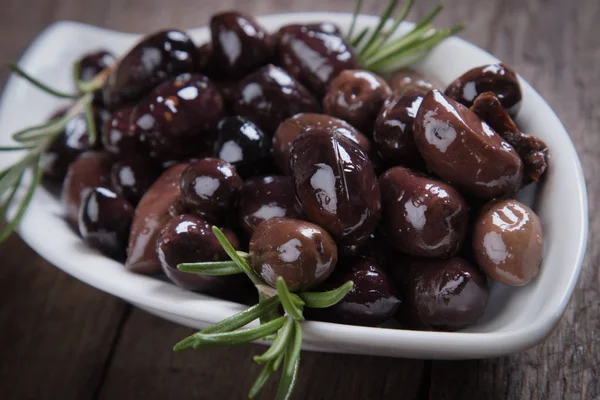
[0,13,588,359]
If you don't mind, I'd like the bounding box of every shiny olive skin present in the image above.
[210,12,274,79]
[249,217,338,291]
[231,64,321,134]
[309,258,401,326]
[473,199,543,286]
[413,90,523,199]
[373,89,426,167]
[323,69,392,134]
[290,128,381,246]
[213,116,269,177]
[277,23,359,96]
[77,50,116,105]
[445,63,522,117]
[78,187,134,259]
[157,214,249,295]
[102,106,141,157]
[126,163,188,275]
[277,22,342,38]
[102,30,199,111]
[238,176,304,235]
[110,156,159,206]
[379,167,469,258]
[394,257,489,331]
[179,158,243,223]
[61,151,113,230]
[272,113,372,175]
[388,68,435,95]
[132,73,224,165]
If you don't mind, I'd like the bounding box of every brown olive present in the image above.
[249,217,337,291]
[110,156,159,206]
[470,92,548,184]
[179,158,243,224]
[126,163,188,275]
[272,113,372,175]
[102,105,141,157]
[238,176,304,235]
[393,257,489,331]
[132,73,224,165]
[78,187,134,260]
[290,127,381,246]
[102,30,199,111]
[210,12,274,79]
[472,199,542,286]
[373,89,426,168]
[61,151,113,230]
[156,214,249,295]
[379,166,469,258]
[277,24,358,96]
[323,69,392,134]
[388,68,436,95]
[413,89,523,199]
[445,63,522,117]
[231,64,321,134]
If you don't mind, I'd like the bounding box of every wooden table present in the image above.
[1,0,598,398]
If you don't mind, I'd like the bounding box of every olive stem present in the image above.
[298,280,354,309]
[276,277,304,321]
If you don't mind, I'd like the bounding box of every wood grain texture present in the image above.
[0,0,598,399]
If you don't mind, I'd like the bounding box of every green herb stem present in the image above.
[298,280,354,309]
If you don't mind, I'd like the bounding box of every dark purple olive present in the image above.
[272,113,372,175]
[102,106,141,157]
[110,156,159,206]
[472,199,543,286]
[132,73,224,165]
[210,12,274,79]
[309,258,400,326]
[373,89,426,168]
[196,42,220,79]
[388,68,436,95]
[43,107,102,182]
[277,22,342,38]
[77,50,115,82]
[179,158,243,223]
[323,69,392,134]
[413,90,523,199]
[238,176,304,235]
[126,163,188,274]
[78,187,133,259]
[61,151,113,230]
[249,217,337,291]
[445,63,522,117]
[213,116,269,177]
[379,167,469,258]
[103,30,199,111]
[277,24,358,96]
[231,64,320,134]
[290,128,381,247]
[393,257,489,331]
[157,214,249,295]
[470,92,548,184]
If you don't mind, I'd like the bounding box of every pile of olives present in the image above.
[44,11,548,332]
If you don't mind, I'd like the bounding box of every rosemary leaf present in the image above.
[188,316,286,348]
[359,0,399,58]
[212,226,263,286]
[0,170,24,221]
[177,260,243,275]
[286,321,303,377]
[276,277,304,321]
[275,336,301,400]
[254,316,294,364]
[85,100,97,146]
[346,0,364,40]
[351,26,370,48]
[362,0,415,59]
[9,64,78,99]
[298,280,354,309]
[248,360,277,399]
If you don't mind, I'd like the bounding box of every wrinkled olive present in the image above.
[309,258,401,326]
[103,30,199,110]
[290,127,381,246]
[272,113,372,175]
[323,69,392,134]
[238,175,304,235]
[250,217,337,291]
[132,73,224,165]
[61,151,113,230]
[210,12,274,79]
[231,64,321,134]
[394,257,489,331]
[179,158,243,223]
[379,166,469,258]
[102,105,141,157]
[126,163,188,274]
[388,68,435,95]
[445,63,522,117]
[213,116,269,177]
[277,24,358,96]
[413,89,523,199]
[473,199,543,286]
[373,89,426,167]
[78,187,134,259]
[110,156,159,206]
